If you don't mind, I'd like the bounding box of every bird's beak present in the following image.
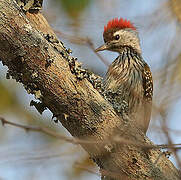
[95,43,109,52]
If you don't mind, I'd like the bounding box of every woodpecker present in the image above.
[95,18,153,133]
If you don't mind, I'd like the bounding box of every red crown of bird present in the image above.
[104,18,136,33]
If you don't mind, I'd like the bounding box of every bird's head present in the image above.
[95,18,141,54]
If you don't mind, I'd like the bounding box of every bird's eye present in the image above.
[115,35,120,40]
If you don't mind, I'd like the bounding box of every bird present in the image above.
[95,18,153,133]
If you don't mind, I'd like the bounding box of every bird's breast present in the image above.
[103,62,145,113]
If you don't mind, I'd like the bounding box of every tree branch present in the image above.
[0,0,180,179]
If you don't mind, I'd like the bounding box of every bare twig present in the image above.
[161,113,181,170]
[0,116,79,144]
[1,117,181,151]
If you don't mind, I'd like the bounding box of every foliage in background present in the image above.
[58,0,91,19]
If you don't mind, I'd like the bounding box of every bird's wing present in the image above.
[142,63,153,132]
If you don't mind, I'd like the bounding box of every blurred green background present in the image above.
[1,0,181,179]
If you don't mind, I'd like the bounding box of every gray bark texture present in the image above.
[0,0,180,179]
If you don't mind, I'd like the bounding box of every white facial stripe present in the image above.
[113,30,123,37]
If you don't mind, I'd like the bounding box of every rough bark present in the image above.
[0,0,180,179]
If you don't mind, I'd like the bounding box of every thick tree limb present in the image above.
[0,0,180,179]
